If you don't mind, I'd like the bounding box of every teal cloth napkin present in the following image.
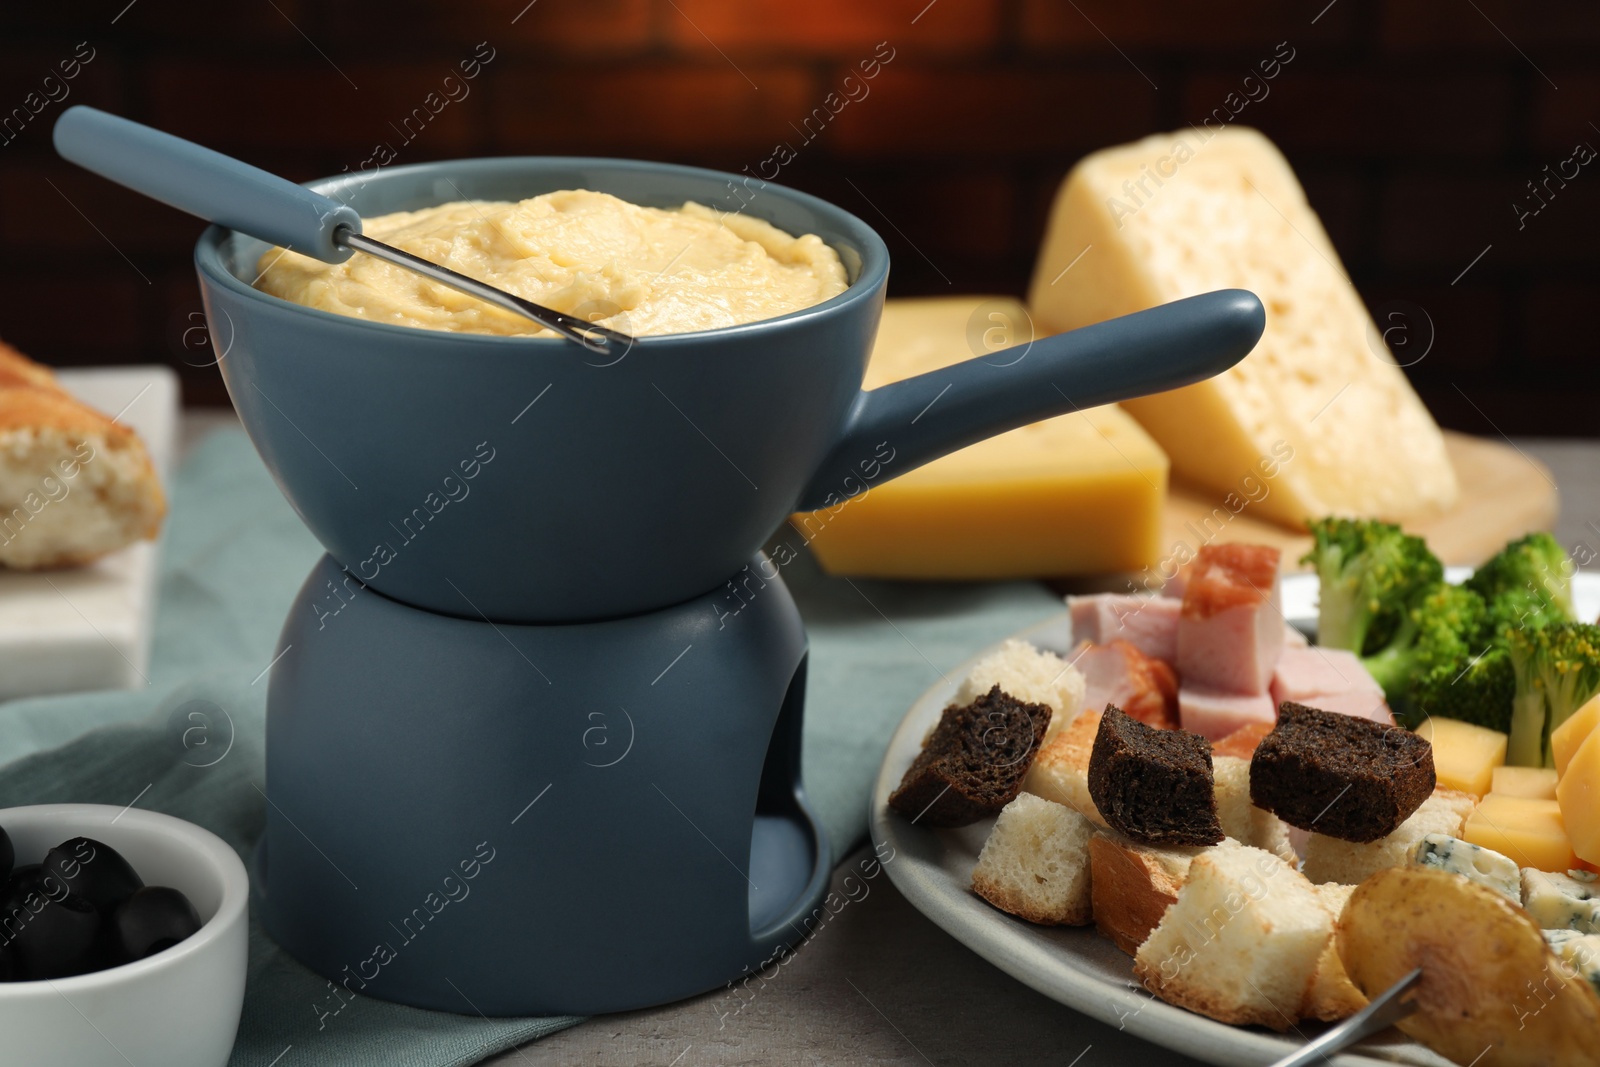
[0,428,1062,1065]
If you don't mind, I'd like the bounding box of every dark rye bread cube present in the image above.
[1087,707,1224,847]
[1250,702,1435,843]
[888,686,1051,827]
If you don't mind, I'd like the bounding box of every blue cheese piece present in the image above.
[1545,930,1600,998]
[1410,833,1520,901]
[1521,869,1600,934]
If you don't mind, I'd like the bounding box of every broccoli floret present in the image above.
[1406,644,1515,733]
[1302,518,1443,655]
[1362,583,1489,718]
[1508,621,1600,767]
[1467,531,1575,639]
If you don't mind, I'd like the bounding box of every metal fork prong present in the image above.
[337,228,637,354]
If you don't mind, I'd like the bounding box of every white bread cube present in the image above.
[972,793,1094,925]
[956,638,1086,741]
[1021,708,1105,826]
[1212,755,1296,863]
[1301,788,1478,885]
[1134,840,1332,1031]
[1303,882,1366,1021]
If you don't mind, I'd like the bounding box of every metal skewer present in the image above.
[1267,968,1423,1067]
[50,106,636,356]
[338,228,634,355]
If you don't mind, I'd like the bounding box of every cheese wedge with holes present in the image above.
[794,296,1168,578]
[1027,128,1458,528]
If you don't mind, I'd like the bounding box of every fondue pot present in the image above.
[55,108,1265,1015]
[190,154,1262,623]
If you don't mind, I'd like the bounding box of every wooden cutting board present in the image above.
[1162,431,1559,570]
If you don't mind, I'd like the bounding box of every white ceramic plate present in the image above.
[870,570,1600,1067]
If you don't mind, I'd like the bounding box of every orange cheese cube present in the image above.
[1490,765,1559,800]
[1553,693,1600,777]
[1417,717,1507,797]
[1557,728,1600,866]
[1464,794,1577,873]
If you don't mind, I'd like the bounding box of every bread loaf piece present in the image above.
[889,687,1051,827]
[1022,707,1106,827]
[1303,881,1367,1022]
[1250,702,1435,842]
[954,638,1086,742]
[1087,832,1205,954]
[0,342,165,569]
[971,793,1094,925]
[1133,840,1332,1030]
[1212,755,1295,862]
[1027,128,1458,527]
[1088,707,1223,847]
[1301,788,1478,885]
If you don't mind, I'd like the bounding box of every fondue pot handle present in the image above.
[794,288,1266,513]
[53,106,361,263]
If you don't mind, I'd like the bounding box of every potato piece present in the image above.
[1338,867,1600,1066]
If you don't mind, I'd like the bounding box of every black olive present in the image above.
[0,862,38,901]
[110,886,201,962]
[0,824,12,884]
[4,871,102,979]
[41,837,142,912]
[0,863,60,936]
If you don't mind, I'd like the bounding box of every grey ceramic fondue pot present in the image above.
[59,111,1271,1017]
[194,157,1265,623]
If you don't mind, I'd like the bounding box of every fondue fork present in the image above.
[1267,968,1423,1067]
[52,106,634,355]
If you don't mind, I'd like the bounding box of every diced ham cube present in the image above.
[1175,544,1284,695]
[1283,624,1309,649]
[1211,721,1275,759]
[1270,647,1393,724]
[1073,639,1179,730]
[1067,594,1181,663]
[1164,559,1198,600]
[1270,647,1378,705]
[1295,691,1395,726]
[1179,684,1276,741]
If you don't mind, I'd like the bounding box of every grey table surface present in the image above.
[179,414,1600,1067]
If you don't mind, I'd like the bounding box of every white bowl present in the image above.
[0,804,248,1067]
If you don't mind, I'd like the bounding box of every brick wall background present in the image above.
[0,0,1595,432]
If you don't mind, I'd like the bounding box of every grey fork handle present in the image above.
[53,105,360,262]
[795,288,1266,512]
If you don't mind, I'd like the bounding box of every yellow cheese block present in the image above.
[1418,717,1508,797]
[1026,128,1458,528]
[1553,693,1600,777]
[1491,765,1559,800]
[1558,729,1600,866]
[795,297,1169,579]
[1464,793,1578,873]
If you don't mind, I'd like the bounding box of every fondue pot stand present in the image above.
[258,552,819,1015]
[181,156,1265,1016]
